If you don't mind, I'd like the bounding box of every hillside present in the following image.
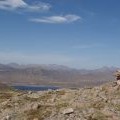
[0,82,120,120]
[0,82,10,90]
[0,63,117,87]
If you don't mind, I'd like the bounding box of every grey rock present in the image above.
[62,108,74,115]
[28,91,32,94]
[117,80,120,85]
[31,103,40,110]
[2,115,11,120]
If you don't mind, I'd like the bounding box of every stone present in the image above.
[27,93,40,99]
[88,108,95,114]
[23,102,40,111]
[28,91,32,94]
[32,103,40,110]
[2,115,11,120]
[116,80,120,85]
[33,118,39,120]
[14,102,19,106]
[62,108,74,115]
[1,101,9,106]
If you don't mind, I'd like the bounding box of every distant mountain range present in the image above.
[0,63,118,87]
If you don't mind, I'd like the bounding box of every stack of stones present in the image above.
[114,70,120,85]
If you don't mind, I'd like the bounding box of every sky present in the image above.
[0,0,120,69]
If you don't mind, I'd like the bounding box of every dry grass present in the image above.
[24,105,52,120]
[0,92,12,99]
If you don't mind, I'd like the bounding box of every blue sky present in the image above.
[0,0,120,69]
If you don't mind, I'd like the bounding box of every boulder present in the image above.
[31,103,40,110]
[62,108,74,115]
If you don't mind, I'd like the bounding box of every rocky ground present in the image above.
[0,82,120,120]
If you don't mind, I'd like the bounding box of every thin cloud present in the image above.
[30,14,81,24]
[73,44,105,49]
[0,0,51,12]
[0,52,74,66]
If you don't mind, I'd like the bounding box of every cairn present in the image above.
[114,70,120,85]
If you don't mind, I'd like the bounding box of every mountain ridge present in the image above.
[0,63,117,87]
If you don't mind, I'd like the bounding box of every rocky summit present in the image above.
[0,82,120,120]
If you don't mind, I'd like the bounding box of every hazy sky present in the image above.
[0,0,120,69]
